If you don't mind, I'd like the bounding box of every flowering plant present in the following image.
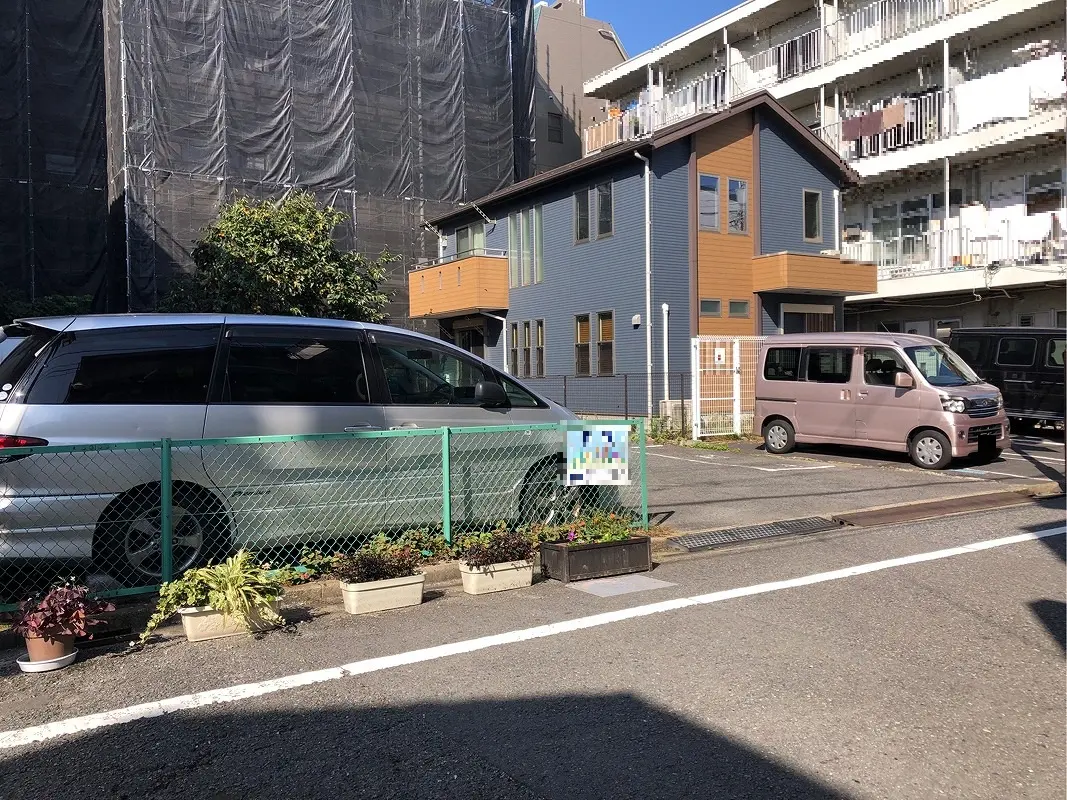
[9,579,115,639]
[458,524,536,569]
[559,512,634,545]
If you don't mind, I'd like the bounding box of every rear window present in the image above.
[764,347,801,381]
[24,326,220,405]
[0,327,53,400]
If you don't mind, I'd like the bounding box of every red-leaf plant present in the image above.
[9,580,115,640]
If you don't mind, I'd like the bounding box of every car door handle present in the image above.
[389,423,420,430]
[857,391,868,399]
[344,424,380,432]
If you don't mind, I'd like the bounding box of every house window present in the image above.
[728,178,748,233]
[522,322,531,377]
[535,320,545,377]
[728,300,750,318]
[596,181,613,237]
[698,174,720,231]
[456,222,485,256]
[547,112,564,143]
[575,314,591,376]
[508,206,543,288]
[597,311,614,376]
[1055,310,1066,328]
[803,190,822,242]
[509,323,519,375]
[699,299,721,317]
[575,190,590,243]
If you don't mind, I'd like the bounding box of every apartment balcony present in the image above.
[582,0,1050,155]
[815,54,1066,177]
[407,249,509,319]
[842,220,1067,300]
[752,252,878,295]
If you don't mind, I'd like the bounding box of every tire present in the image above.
[763,419,796,454]
[95,483,230,585]
[518,460,586,527]
[909,429,952,470]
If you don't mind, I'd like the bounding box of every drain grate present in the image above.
[668,517,841,552]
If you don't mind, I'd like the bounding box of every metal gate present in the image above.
[689,336,767,438]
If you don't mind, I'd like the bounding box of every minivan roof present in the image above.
[13,313,437,341]
[764,332,941,347]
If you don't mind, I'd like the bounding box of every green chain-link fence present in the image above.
[0,420,647,608]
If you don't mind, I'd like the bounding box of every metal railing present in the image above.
[816,89,950,162]
[583,0,1004,154]
[411,248,508,271]
[0,423,648,608]
[842,226,1067,281]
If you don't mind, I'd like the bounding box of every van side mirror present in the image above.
[894,372,914,389]
[474,380,509,408]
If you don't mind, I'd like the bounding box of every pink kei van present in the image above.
[754,333,1009,470]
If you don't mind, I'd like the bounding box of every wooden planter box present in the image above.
[540,537,652,583]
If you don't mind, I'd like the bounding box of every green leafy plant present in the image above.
[559,511,635,545]
[397,528,458,563]
[160,191,394,321]
[458,524,536,569]
[261,548,339,586]
[8,579,115,639]
[0,288,93,326]
[333,535,421,584]
[137,551,283,646]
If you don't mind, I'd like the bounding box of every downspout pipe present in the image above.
[635,151,652,419]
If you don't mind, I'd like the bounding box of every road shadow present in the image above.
[0,693,856,800]
[1023,521,1065,651]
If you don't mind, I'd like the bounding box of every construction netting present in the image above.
[1,0,535,320]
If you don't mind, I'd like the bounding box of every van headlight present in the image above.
[941,397,966,414]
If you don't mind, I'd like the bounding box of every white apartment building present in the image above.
[581,0,1066,334]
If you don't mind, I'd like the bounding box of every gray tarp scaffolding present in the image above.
[1,0,534,320]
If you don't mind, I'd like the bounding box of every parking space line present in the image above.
[952,468,1030,479]
[736,464,836,472]
[1002,454,1065,465]
[0,525,1061,750]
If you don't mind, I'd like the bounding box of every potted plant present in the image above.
[334,535,424,615]
[457,524,536,595]
[539,512,651,583]
[137,550,284,645]
[9,580,115,673]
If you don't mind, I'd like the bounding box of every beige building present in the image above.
[532,0,627,173]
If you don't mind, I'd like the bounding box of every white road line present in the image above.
[647,452,716,465]
[1002,454,1066,465]
[736,464,835,472]
[952,468,1030,479]
[1,525,1063,750]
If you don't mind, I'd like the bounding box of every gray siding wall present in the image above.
[435,142,691,415]
[758,111,840,256]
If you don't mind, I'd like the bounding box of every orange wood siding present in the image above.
[751,252,877,295]
[693,111,758,336]
[407,255,509,318]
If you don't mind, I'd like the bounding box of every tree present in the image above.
[161,191,393,321]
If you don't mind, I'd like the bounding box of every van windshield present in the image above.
[904,344,980,387]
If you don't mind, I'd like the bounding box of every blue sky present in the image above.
[587,0,729,57]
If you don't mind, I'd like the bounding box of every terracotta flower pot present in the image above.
[24,633,76,663]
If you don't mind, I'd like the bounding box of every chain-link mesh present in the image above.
[0,423,647,608]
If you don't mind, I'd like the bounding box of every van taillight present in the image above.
[0,436,48,449]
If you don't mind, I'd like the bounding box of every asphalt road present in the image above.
[647,430,1065,533]
[0,500,1062,800]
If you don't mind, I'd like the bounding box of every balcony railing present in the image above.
[816,89,951,163]
[411,248,507,271]
[841,223,1067,283]
[584,0,1007,154]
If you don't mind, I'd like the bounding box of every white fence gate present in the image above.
[690,336,768,438]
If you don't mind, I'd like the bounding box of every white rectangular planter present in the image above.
[340,573,425,615]
[459,560,533,595]
[178,600,283,643]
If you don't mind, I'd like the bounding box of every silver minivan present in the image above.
[0,314,578,583]
[754,332,1009,470]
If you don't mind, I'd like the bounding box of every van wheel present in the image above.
[519,461,583,526]
[909,430,952,470]
[763,419,795,454]
[94,484,230,585]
